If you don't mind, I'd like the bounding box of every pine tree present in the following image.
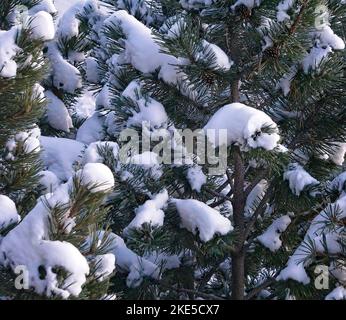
[74,0,346,300]
[0,0,116,300]
[1,0,345,301]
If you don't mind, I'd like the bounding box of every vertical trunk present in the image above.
[231,251,245,300]
[226,21,246,297]
[231,146,246,300]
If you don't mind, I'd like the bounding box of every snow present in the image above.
[45,90,73,132]
[144,251,181,270]
[303,16,344,74]
[55,0,82,17]
[0,195,21,230]
[101,231,160,287]
[6,130,41,160]
[93,253,116,281]
[329,260,346,283]
[277,262,310,284]
[161,16,186,39]
[124,190,169,234]
[74,91,96,120]
[40,136,85,181]
[197,40,233,71]
[302,46,332,74]
[128,151,163,179]
[103,10,181,84]
[231,0,261,11]
[46,43,82,93]
[29,0,57,15]
[328,171,346,193]
[325,286,346,300]
[0,27,20,78]
[180,0,213,10]
[328,142,346,166]
[174,199,233,242]
[76,112,105,144]
[257,215,291,251]
[82,141,119,164]
[96,84,111,110]
[187,166,207,192]
[204,103,280,151]
[278,193,346,284]
[38,170,60,193]
[0,179,91,298]
[122,81,168,129]
[29,11,55,41]
[77,163,115,192]
[283,163,319,196]
[317,25,345,50]
[276,0,294,22]
[1,167,114,297]
[244,179,267,217]
[85,57,100,83]
[56,1,84,38]
[277,67,296,96]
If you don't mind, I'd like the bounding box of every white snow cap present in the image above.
[29,11,55,41]
[85,57,100,83]
[40,136,85,181]
[303,15,345,74]
[276,0,294,22]
[197,40,233,71]
[283,163,319,196]
[103,232,160,287]
[46,43,82,93]
[0,183,90,298]
[257,215,291,251]
[74,90,96,120]
[77,163,115,193]
[328,171,346,193]
[278,192,346,285]
[302,46,332,74]
[0,27,20,78]
[76,112,105,144]
[29,0,57,15]
[124,190,169,234]
[56,1,85,40]
[328,142,346,166]
[83,141,119,164]
[174,199,233,242]
[122,81,168,129]
[6,130,41,160]
[0,195,21,230]
[187,166,207,192]
[38,170,60,193]
[128,151,163,179]
[317,25,345,51]
[45,91,73,132]
[244,179,268,217]
[204,103,280,151]
[103,10,181,84]
[325,286,346,300]
[93,253,116,281]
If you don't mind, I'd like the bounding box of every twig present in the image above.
[245,277,276,300]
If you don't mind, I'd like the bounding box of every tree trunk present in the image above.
[231,146,246,300]
[231,250,245,300]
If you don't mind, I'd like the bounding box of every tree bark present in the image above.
[231,250,245,299]
[231,146,246,300]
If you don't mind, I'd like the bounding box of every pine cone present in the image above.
[236,4,252,19]
[263,46,280,59]
[202,72,215,85]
